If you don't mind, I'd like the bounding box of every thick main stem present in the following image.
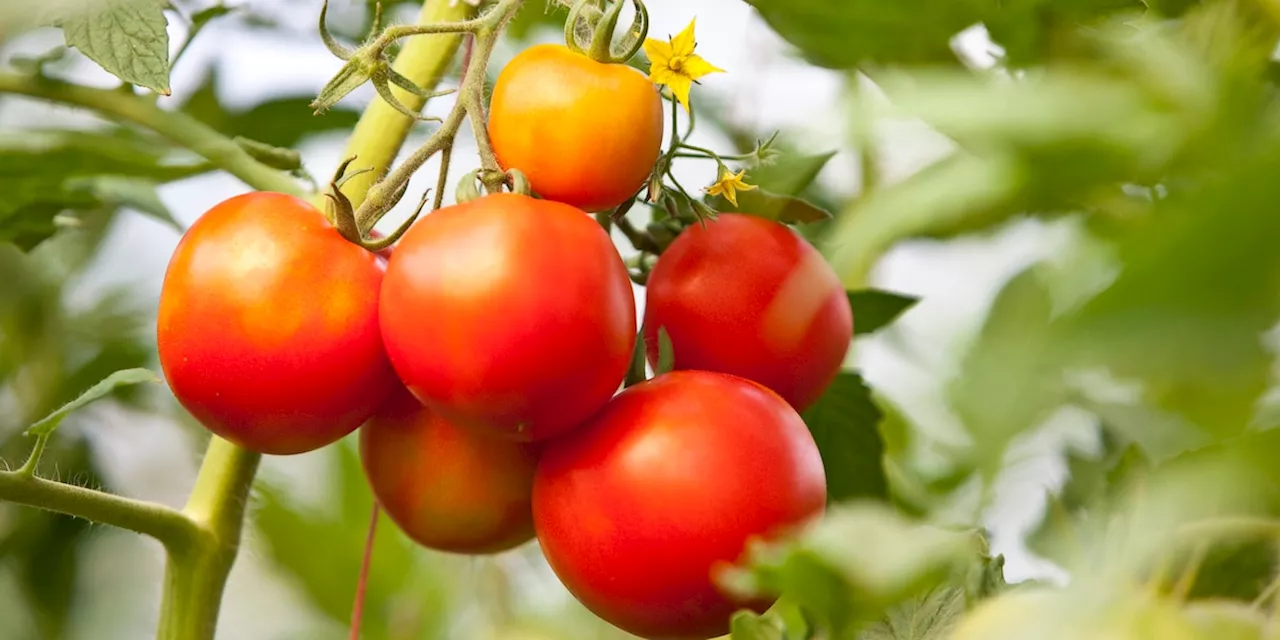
[338,0,479,208]
[155,437,261,640]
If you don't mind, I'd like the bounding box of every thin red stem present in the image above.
[349,504,380,640]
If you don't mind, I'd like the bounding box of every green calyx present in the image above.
[455,168,533,204]
[564,0,649,65]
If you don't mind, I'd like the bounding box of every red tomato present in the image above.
[533,370,827,640]
[643,214,852,412]
[379,193,636,442]
[157,192,396,455]
[360,385,537,554]
[488,44,664,212]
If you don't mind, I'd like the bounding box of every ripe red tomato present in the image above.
[643,214,852,412]
[488,44,664,213]
[379,193,636,442]
[533,370,827,640]
[360,385,537,554]
[157,192,396,455]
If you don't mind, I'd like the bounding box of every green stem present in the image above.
[155,437,262,640]
[338,0,479,208]
[0,468,199,546]
[0,73,303,196]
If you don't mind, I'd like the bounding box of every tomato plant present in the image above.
[157,192,395,455]
[643,213,852,411]
[533,370,827,640]
[360,385,537,554]
[488,43,664,212]
[379,192,636,442]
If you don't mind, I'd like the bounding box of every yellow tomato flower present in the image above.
[705,168,757,207]
[643,18,724,112]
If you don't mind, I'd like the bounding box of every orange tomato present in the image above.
[360,386,537,554]
[488,44,664,213]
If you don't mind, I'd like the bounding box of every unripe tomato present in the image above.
[379,193,636,442]
[488,44,664,212]
[360,385,537,554]
[643,214,852,412]
[533,370,827,640]
[157,192,395,455]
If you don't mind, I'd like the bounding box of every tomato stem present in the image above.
[349,504,380,640]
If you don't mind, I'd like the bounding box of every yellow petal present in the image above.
[648,65,675,86]
[665,73,694,112]
[681,54,724,81]
[705,182,725,197]
[670,18,698,57]
[723,185,739,207]
[643,38,673,66]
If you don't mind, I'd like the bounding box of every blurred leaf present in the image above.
[721,503,981,635]
[506,0,569,40]
[25,368,157,437]
[0,129,202,249]
[54,0,171,95]
[716,190,833,224]
[751,150,836,196]
[655,326,675,375]
[1182,539,1278,602]
[984,0,1144,67]
[801,373,889,503]
[743,0,983,67]
[949,268,1065,474]
[180,72,361,149]
[730,611,787,640]
[857,586,964,640]
[255,441,422,639]
[847,289,919,336]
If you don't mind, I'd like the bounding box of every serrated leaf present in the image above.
[56,0,171,95]
[24,368,157,437]
[743,0,986,68]
[802,373,889,502]
[847,289,919,336]
[858,586,965,640]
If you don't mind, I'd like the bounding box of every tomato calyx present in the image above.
[455,167,533,203]
[324,155,426,253]
[563,0,650,65]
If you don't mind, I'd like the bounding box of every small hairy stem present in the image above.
[338,0,480,208]
[0,73,303,196]
[0,468,200,547]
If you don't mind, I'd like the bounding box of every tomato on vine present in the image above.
[487,43,664,213]
[157,192,396,455]
[360,385,537,554]
[533,370,827,640]
[643,213,852,412]
[378,192,636,442]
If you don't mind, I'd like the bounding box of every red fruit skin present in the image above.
[379,193,636,442]
[533,370,827,640]
[360,385,537,554]
[643,214,852,412]
[157,192,396,455]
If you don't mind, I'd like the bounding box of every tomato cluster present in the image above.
[156,39,851,640]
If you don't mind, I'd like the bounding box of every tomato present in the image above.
[157,192,395,455]
[379,193,636,442]
[533,370,827,640]
[643,214,852,412]
[488,44,664,213]
[360,385,537,554]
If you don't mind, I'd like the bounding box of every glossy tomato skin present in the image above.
[533,370,827,640]
[643,214,852,412]
[488,44,664,213]
[379,193,636,442]
[157,192,396,455]
[360,385,537,554]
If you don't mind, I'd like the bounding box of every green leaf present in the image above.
[24,368,157,437]
[847,289,919,336]
[743,0,985,67]
[63,176,182,232]
[857,586,965,640]
[180,72,362,149]
[55,0,171,95]
[729,611,786,640]
[720,503,982,635]
[751,150,837,196]
[802,373,889,502]
[656,326,675,375]
[715,189,834,225]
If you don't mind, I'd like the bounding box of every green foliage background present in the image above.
[5,0,1280,638]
